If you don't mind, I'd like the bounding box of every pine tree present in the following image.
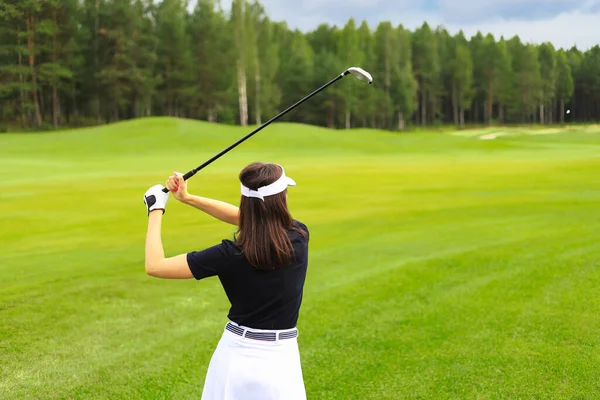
[128,0,159,119]
[579,46,600,121]
[277,29,314,124]
[509,38,542,122]
[355,20,375,128]
[78,0,106,123]
[0,1,32,127]
[373,21,398,129]
[450,32,474,127]
[96,0,138,121]
[555,49,574,124]
[482,34,500,124]
[337,18,363,129]
[307,24,343,128]
[257,16,280,122]
[469,31,485,123]
[393,25,417,130]
[567,46,583,121]
[156,0,193,118]
[495,37,513,124]
[231,0,249,125]
[36,0,79,128]
[189,0,234,122]
[538,42,557,124]
[412,23,440,125]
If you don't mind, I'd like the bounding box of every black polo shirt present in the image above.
[186,220,309,330]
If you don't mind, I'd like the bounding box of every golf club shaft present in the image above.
[161,71,348,192]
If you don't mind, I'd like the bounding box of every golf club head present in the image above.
[347,67,373,84]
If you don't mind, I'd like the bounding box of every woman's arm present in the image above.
[143,186,193,279]
[181,195,239,226]
[145,211,193,279]
[166,172,239,226]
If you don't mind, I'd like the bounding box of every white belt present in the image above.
[225,322,298,341]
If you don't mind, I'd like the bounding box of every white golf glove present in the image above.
[143,184,170,215]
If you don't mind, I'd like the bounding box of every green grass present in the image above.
[1,117,600,399]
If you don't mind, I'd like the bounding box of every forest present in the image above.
[1,0,600,132]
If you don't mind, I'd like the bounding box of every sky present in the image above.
[188,0,600,50]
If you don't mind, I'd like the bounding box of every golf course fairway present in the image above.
[1,118,599,399]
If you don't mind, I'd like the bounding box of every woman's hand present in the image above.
[164,173,239,225]
[165,172,190,202]
[143,184,170,215]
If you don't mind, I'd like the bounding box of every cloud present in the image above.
[441,9,600,49]
[437,0,581,23]
[187,0,600,50]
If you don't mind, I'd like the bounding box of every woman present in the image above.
[142,162,309,400]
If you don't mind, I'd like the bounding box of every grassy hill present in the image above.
[1,118,600,398]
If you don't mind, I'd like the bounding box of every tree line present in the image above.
[1,0,600,132]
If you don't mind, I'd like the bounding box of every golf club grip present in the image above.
[161,170,197,193]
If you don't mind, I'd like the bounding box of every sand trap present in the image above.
[479,132,506,140]
[531,128,562,135]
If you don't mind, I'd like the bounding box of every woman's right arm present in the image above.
[181,195,239,226]
[166,172,239,226]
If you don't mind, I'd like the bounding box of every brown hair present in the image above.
[234,162,306,269]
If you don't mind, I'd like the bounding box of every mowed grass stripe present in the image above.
[302,234,600,399]
[1,118,599,398]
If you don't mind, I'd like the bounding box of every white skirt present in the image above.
[201,322,307,400]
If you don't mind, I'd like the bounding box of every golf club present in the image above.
[161,67,373,192]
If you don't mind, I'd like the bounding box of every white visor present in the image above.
[241,166,296,201]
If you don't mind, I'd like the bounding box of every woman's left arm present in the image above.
[144,185,193,279]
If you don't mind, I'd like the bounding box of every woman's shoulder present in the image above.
[220,238,241,252]
[292,219,309,240]
[293,219,308,231]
